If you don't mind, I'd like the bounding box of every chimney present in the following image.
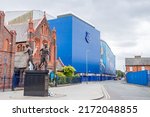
[0,11,5,30]
[135,56,141,59]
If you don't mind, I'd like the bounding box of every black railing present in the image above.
[0,77,12,92]
[50,77,82,85]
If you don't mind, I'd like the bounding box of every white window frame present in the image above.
[141,66,145,71]
[129,67,133,71]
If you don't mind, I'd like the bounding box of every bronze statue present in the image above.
[24,43,35,70]
[39,43,50,70]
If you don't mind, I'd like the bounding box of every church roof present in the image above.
[125,56,150,66]
[6,19,41,42]
[5,10,54,24]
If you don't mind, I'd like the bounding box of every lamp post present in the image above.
[99,63,101,81]
[52,28,57,87]
[99,59,103,81]
[9,30,16,90]
[3,57,7,92]
[9,41,13,90]
[86,50,89,84]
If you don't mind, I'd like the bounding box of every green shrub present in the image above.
[56,66,78,84]
[56,72,65,78]
[58,77,66,84]
[73,74,80,78]
[63,65,76,77]
[56,72,66,84]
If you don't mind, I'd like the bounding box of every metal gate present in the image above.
[12,69,20,88]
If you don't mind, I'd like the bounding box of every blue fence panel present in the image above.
[12,72,20,88]
[88,76,92,81]
[107,76,111,80]
[81,75,114,82]
[81,76,87,82]
[126,70,149,86]
[102,76,105,81]
[100,76,102,81]
[147,71,150,86]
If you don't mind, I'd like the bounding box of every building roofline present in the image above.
[5,10,46,13]
[57,13,95,29]
[5,10,30,13]
[125,57,150,59]
[4,26,12,35]
[100,39,115,56]
[125,57,150,66]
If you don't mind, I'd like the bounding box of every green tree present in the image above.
[63,65,76,77]
[116,70,125,78]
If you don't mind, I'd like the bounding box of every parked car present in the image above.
[114,77,121,80]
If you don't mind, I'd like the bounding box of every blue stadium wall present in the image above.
[100,40,116,75]
[72,16,100,73]
[48,14,115,75]
[48,16,72,65]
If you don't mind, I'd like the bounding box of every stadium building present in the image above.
[48,14,116,80]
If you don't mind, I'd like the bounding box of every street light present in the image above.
[99,59,104,81]
[99,63,101,81]
[86,49,89,84]
[3,56,7,92]
[52,28,57,87]
[9,42,13,90]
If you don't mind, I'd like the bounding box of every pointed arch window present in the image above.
[17,44,24,52]
[22,46,25,51]
[3,39,9,51]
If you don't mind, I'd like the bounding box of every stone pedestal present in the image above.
[24,70,49,96]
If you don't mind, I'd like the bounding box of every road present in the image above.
[100,80,150,100]
[50,80,150,100]
[0,80,150,100]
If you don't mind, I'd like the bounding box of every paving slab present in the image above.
[0,82,104,100]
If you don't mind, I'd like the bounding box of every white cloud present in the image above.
[0,0,150,71]
[135,20,150,36]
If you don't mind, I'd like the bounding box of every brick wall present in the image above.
[126,65,150,72]
[0,11,16,89]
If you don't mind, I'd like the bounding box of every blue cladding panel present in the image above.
[48,17,72,65]
[100,40,116,75]
[72,16,100,73]
[126,70,149,86]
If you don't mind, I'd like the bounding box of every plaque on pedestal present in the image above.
[24,70,49,96]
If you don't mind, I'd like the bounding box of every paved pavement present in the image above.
[100,80,150,100]
[1,80,150,100]
[0,83,104,100]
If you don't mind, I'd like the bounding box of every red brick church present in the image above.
[6,11,56,87]
[0,10,58,89]
[0,11,16,89]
